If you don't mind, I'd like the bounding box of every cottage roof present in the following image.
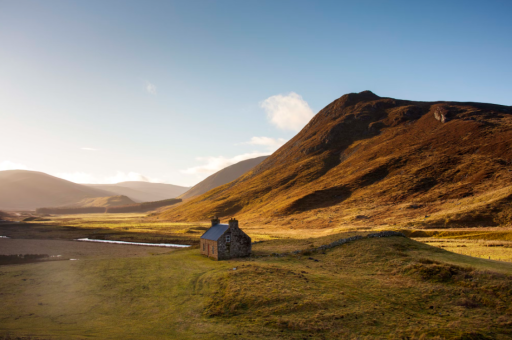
[201,223,229,241]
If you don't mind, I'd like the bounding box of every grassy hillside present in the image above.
[36,197,182,215]
[0,170,111,210]
[63,195,136,208]
[180,156,268,200]
[1,233,511,339]
[0,210,10,219]
[157,91,512,229]
[106,198,182,213]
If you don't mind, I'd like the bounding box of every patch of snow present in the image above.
[75,238,191,248]
[0,236,9,238]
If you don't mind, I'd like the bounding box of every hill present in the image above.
[179,156,268,200]
[36,197,181,214]
[61,195,136,208]
[87,181,189,202]
[0,170,111,210]
[0,210,11,219]
[158,91,512,228]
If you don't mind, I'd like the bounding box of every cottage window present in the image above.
[226,235,231,243]
[203,243,205,251]
[212,245,215,254]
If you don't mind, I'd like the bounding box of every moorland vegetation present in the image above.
[1,215,512,339]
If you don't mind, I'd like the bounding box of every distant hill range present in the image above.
[158,91,512,228]
[0,170,188,210]
[87,182,189,203]
[179,156,268,200]
[0,170,111,210]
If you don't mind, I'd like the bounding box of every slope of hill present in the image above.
[0,170,111,210]
[62,195,136,208]
[88,182,189,202]
[179,156,268,200]
[36,197,181,214]
[0,210,11,219]
[158,91,512,228]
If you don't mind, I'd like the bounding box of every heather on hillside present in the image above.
[158,91,512,229]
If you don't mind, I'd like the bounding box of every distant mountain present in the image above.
[0,170,110,210]
[87,181,189,202]
[179,156,269,200]
[61,195,136,208]
[158,91,512,228]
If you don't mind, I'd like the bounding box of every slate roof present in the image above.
[200,223,229,241]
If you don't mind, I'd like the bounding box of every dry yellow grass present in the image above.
[3,211,512,339]
[418,238,512,262]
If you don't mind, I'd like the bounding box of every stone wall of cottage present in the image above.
[200,238,219,260]
[216,221,251,260]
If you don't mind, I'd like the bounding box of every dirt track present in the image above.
[0,238,176,260]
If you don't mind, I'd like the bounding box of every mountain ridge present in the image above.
[179,156,268,200]
[157,91,512,228]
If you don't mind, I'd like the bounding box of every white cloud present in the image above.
[0,161,31,171]
[182,152,269,177]
[260,92,314,131]
[244,136,287,151]
[81,147,97,151]
[146,81,157,95]
[56,171,162,184]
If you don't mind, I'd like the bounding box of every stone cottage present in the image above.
[200,217,251,260]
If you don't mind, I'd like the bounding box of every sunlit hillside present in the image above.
[158,91,512,230]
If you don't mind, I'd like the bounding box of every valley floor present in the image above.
[1,214,512,339]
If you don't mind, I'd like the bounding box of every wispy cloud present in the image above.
[56,171,162,184]
[146,81,157,95]
[0,160,31,171]
[182,152,269,177]
[243,136,287,151]
[260,92,314,131]
[81,147,97,151]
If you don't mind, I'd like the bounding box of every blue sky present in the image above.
[1,0,511,186]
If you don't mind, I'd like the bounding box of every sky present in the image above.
[1,0,511,187]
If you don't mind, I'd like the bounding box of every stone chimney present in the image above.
[228,218,239,230]
[211,216,220,226]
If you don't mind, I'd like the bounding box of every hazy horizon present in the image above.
[1,0,511,186]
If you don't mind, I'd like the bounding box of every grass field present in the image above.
[2,214,512,339]
[0,213,208,245]
[417,238,512,262]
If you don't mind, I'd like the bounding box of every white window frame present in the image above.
[226,234,231,243]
